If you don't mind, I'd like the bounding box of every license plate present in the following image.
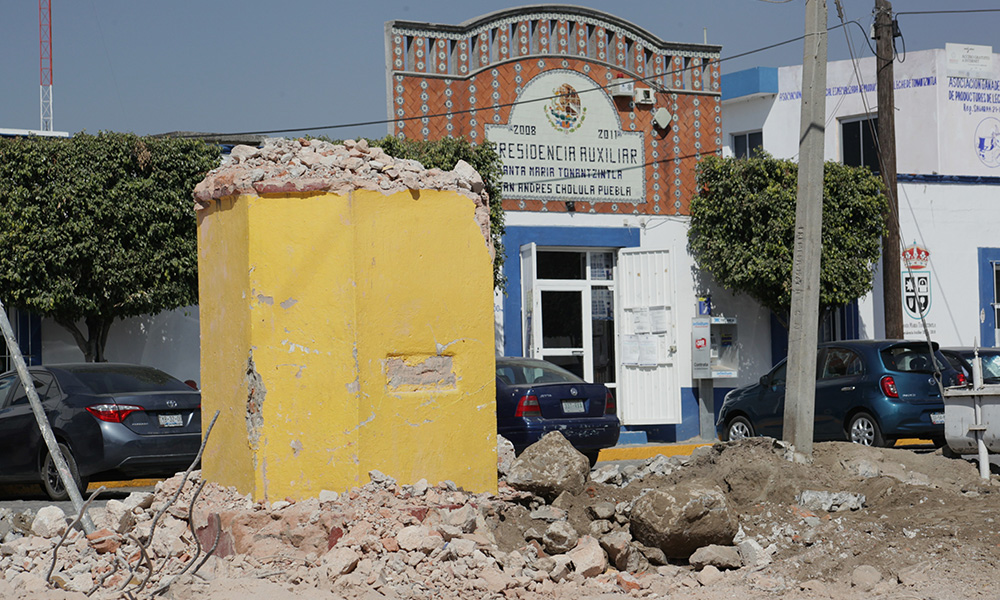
[158,414,184,428]
[930,412,945,425]
[562,400,585,414]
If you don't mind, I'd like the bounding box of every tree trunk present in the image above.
[55,315,113,362]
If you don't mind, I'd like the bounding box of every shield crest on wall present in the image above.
[902,272,931,319]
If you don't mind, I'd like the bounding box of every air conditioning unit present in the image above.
[612,79,635,98]
[634,88,655,105]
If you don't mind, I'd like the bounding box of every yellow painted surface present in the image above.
[197,189,496,501]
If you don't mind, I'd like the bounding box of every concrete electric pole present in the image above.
[876,0,903,338]
[782,0,828,457]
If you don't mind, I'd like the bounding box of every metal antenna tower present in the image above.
[39,0,53,131]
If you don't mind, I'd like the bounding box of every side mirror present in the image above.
[759,375,768,387]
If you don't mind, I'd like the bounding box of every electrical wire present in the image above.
[177,21,856,138]
[835,1,954,353]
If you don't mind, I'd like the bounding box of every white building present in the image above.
[722,45,1000,351]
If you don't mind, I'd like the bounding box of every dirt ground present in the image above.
[5,438,1000,599]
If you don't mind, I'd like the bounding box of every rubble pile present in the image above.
[1,433,998,599]
[192,137,493,255]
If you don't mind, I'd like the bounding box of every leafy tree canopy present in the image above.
[0,132,220,361]
[327,135,506,290]
[687,152,887,326]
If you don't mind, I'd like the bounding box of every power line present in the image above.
[179,22,857,138]
[896,9,1000,16]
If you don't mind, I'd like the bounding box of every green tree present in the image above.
[360,136,506,290]
[687,152,887,327]
[0,132,220,361]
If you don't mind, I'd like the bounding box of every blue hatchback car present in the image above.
[716,340,965,447]
[496,357,620,463]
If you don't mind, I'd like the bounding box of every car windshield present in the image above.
[496,359,584,386]
[880,344,945,374]
[969,353,1000,382]
[60,365,191,394]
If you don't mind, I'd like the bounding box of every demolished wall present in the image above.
[195,137,497,502]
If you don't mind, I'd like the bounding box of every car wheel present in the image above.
[848,412,886,447]
[725,416,754,441]
[582,451,601,468]
[41,443,87,502]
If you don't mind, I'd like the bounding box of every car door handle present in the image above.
[840,386,855,392]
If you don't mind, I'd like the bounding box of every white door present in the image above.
[519,245,617,387]
[616,248,681,425]
[520,243,539,357]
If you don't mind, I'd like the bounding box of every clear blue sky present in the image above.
[2,1,997,140]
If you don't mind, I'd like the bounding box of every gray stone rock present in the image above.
[630,484,738,559]
[689,544,742,570]
[506,432,590,501]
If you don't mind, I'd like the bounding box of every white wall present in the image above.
[895,181,1000,347]
[638,216,774,387]
[504,211,775,387]
[41,305,201,383]
[723,47,1000,349]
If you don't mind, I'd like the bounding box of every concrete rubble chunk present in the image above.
[30,505,66,538]
[542,520,579,554]
[630,484,738,559]
[851,565,882,590]
[497,435,516,476]
[587,501,616,521]
[796,490,866,512]
[529,506,568,522]
[324,546,361,577]
[506,432,590,501]
[689,544,742,570]
[737,538,771,568]
[191,137,493,258]
[697,564,724,586]
[396,525,444,554]
[566,535,607,577]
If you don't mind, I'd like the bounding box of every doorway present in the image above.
[520,244,616,392]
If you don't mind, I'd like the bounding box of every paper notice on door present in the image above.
[632,308,651,334]
[650,306,670,333]
[621,334,640,365]
[638,335,659,366]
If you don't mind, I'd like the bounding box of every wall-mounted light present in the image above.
[565,201,576,213]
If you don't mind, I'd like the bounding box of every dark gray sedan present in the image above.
[0,363,201,500]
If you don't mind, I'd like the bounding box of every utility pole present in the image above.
[876,0,902,338]
[783,0,827,457]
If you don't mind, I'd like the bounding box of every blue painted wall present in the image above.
[721,67,778,101]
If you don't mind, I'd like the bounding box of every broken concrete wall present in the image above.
[196,138,497,502]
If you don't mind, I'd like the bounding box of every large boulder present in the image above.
[505,432,589,501]
[629,484,737,559]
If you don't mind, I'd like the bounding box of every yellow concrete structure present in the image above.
[197,189,497,501]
